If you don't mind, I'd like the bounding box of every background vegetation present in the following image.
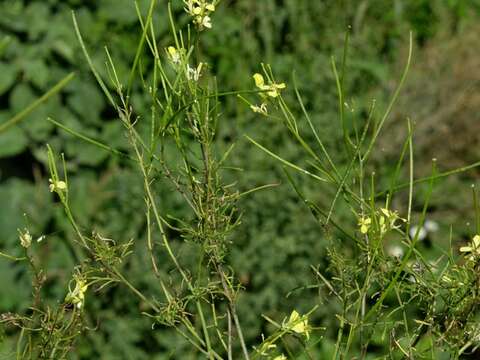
[1,0,480,358]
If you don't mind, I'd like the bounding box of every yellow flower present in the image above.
[184,0,216,30]
[358,217,371,234]
[267,83,286,98]
[253,73,265,88]
[65,273,88,309]
[49,178,67,193]
[18,228,32,248]
[193,6,202,15]
[273,355,287,360]
[460,234,480,261]
[202,15,212,29]
[285,310,310,339]
[377,207,405,235]
[250,103,268,115]
[167,46,181,64]
[186,63,204,81]
[253,73,286,98]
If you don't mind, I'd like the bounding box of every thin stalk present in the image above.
[364,162,436,322]
[362,32,413,162]
[227,309,233,360]
[246,135,328,183]
[0,73,75,134]
[127,0,157,97]
[129,128,214,358]
[292,74,339,178]
[47,117,133,160]
[326,100,374,224]
[218,264,250,360]
[113,267,160,313]
[407,119,414,223]
[331,56,353,155]
[196,301,214,360]
[379,158,480,197]
[72,12,115,107]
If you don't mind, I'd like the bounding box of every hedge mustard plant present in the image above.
[3,1,480,359]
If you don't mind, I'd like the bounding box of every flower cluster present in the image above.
[460,234,480,261]
[49,178,67,193]
[255,338,277,357]
[18,228,32,249]
[65,272,88,310]
[249,72,286,116]
[183,0,216,30]
[253,73,286,98]
[358,207,405,236]
[250,103,268,115]
[283,310,311,340]
[166,45,204,82]
[17,228,46,249]
[358,216,371,234]
[167,46,181,65]
[186,63,204,82]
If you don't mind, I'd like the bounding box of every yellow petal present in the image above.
[360,224,369,234]
[460,246,472,253]
[267,90,279,98]
[380,224,387,234]
[56,181,67,190]
[253,73,265,88]
[250,104,268,114]
[288,310,300,323]
[380,208,390,217]
[202,16,212,28]
[473,235,480,248]
[291,321,305,334]
[167,46,177,57]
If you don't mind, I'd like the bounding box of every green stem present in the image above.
[0,73,75,134]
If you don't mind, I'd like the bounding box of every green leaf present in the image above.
[9,83,36,112]
[9,83,55,141]
[0,61,17,95]
[101,121,129,150]
[0,35,12,56]
[0,116,28,157]
[0,179,48,241]
[66,79,104,124]
[24,2,50,40]
[21,105,55,141]
[65,137,109,166]
[23,59,50,89]
[98,0,139,24]
[0,261,31,310]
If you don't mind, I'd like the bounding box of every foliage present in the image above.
[1,0,480,359]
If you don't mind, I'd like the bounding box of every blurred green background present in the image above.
[1,0,480,358]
